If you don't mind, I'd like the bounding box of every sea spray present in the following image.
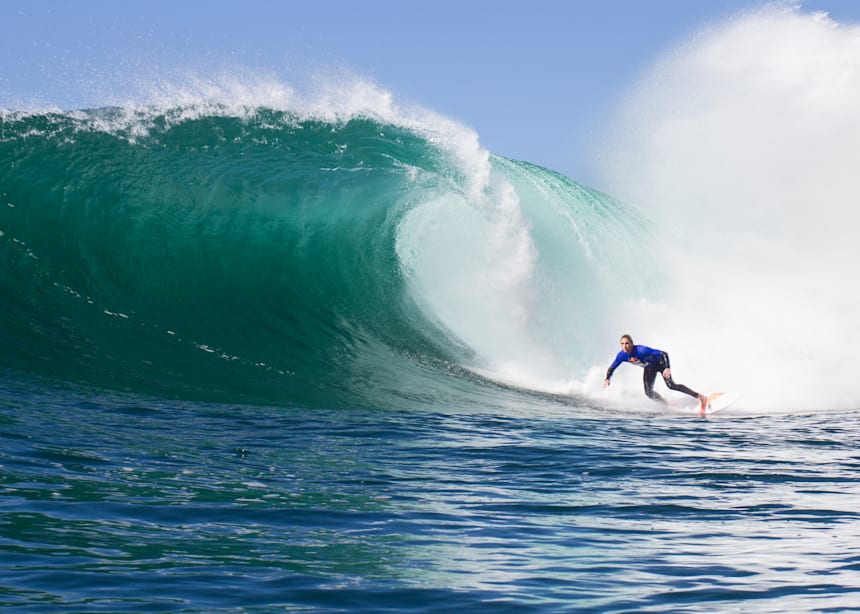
[600,6,860,411]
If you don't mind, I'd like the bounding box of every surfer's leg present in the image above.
[663,373,701,401]
[643,367,665,403]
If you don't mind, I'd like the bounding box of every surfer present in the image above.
[603,334,708,410]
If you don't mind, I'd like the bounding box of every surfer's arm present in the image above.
[638,346,671,376]
[658,351,671,377]
[604,353,625,386]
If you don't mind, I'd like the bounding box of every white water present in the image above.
[601,6,860,411]
[395,169,553,388]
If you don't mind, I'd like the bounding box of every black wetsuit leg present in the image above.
[643,365,665,403]
[663,372,700,400]
[645,354,700,403]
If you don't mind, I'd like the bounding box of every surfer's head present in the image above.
[620,334,634,353]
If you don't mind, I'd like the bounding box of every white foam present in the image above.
[395,174,550,389]
[601,6,860,411]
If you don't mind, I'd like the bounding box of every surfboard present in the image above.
[703,391,740,414]
[670,391,740,415]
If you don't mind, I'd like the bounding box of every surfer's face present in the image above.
[620,338,633,353]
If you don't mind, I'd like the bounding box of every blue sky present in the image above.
[3,0,859,186]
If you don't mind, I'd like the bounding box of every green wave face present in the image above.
[0,107,644,409]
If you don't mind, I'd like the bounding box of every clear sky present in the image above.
[2,0,860,186]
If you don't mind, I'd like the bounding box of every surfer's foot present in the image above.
[698,394,709,413]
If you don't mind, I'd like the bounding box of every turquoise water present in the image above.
[2,106,860,612]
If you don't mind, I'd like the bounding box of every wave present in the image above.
[5,7,857,413]
[0,100,645,409]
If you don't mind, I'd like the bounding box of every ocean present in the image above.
[3,59,860,612]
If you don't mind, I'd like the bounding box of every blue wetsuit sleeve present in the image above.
[605,351,626,381]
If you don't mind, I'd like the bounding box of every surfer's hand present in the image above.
[663,368,671,379]
[603,379,610,387]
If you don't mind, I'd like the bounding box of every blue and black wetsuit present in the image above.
[605,345,700,403]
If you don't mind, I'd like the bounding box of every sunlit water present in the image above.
[3,377,859,613]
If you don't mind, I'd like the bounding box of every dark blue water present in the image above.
[3,373,859,612]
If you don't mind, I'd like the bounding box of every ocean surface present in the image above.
[2,101,860,612]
